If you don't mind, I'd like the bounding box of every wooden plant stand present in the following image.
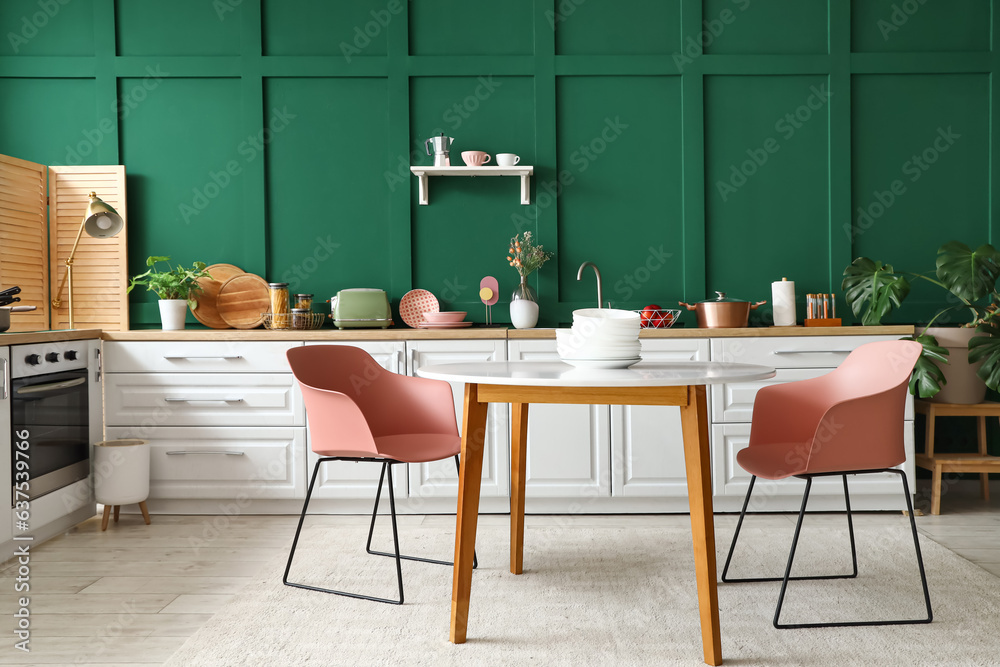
[914,399,1000,515]
[100,501,151,531]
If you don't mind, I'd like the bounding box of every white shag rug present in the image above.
[163,518,1000,666]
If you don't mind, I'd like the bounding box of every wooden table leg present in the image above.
[679,384,722,667]
[927,409,940,515]
[100,505,111,531]
[931,464,943,516]
[451,383,489,644]
[510,402,529,575]
[139,501,152,525]
[977,416,990,502]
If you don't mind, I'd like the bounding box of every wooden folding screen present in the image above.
[0,154,49,332]
[48,165,129,331]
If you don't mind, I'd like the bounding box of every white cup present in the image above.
[496,153,521,167]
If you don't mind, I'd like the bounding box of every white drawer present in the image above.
[711,335,899,368]
[104,341,302,373]
[639,337,710,361]
[105,373,304,427]
[106,426,306,500]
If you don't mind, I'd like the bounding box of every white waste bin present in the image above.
[93,439,151,531]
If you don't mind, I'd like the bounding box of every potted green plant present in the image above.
[127,256,212,330]
[843,241,1000,402]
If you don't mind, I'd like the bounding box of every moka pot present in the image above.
[425,133,454,166]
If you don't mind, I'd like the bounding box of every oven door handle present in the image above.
[1,357,7,400]
[15,376,87,395]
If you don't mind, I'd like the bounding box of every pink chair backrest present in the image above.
[286,345,459,458]
[750,339,922,474]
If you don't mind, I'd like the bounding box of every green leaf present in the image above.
[842,258,910,326]
[902,334,948,399]
[127,256,211,302]
[968,320,1000,391]
[935,241,1000,302]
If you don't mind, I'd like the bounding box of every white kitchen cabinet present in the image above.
[299,341,407,502]
[610,338,711,500]
[507,339,610,501]
[710,335,914,511]
[406,339,509,510]
[1,347,11,547]
[103,341,306,504]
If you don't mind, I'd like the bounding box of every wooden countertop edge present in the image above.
[101,325,914,342]
[0,329,103,345]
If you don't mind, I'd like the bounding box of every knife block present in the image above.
[804,318,842,327]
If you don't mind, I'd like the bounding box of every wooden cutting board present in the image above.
[191,263,245,329]
[217,273,270,329]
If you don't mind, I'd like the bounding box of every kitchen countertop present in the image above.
[0,329,102,345]
[102,325,914,341]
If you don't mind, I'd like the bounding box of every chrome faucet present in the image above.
[576,261,603,309]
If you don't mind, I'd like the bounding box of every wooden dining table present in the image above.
[417,359,776,666]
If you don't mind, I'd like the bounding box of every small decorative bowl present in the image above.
[424,311,467,323]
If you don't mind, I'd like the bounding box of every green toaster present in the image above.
[330,288,392,329]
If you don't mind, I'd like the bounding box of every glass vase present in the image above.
[510,276,539,329]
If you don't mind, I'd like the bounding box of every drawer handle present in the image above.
[163,355,243,360]
[163,397,245,403]
[772,350,852,355]
[166,450,246,456]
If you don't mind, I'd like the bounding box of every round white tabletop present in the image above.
[416,360,776,387]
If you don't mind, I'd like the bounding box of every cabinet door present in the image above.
[507,340,610,499]
[301,341,407,500]
[406,340,509,501]
[1,347,11,544]
[610,338,710,498]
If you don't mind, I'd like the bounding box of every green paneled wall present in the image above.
[0,0,996,327]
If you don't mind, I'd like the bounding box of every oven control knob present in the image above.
[25,354,41,365]
[64,350,78,361]
[45,352,60,363]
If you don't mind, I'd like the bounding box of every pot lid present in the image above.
[698,291,750,304]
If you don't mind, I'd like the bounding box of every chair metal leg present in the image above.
[723,474,857,583]
[773,469,933,629]
[366,454,478,570]
[284,457,404,605]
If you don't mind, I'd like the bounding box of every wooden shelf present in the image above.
[409,165,534,205]
[914,399,1000,514]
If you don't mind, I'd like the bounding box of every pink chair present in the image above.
[283,345,475,605]
[721,340,932,628]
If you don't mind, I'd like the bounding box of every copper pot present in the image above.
[678,292,766,328]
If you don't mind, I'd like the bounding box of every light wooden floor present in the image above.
[1,479,997,665]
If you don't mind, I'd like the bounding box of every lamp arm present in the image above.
[50,218,88,310]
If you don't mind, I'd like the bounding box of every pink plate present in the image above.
[399,289,440,328]
[417,322,473,329]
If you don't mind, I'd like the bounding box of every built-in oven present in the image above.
[10,341,91,503]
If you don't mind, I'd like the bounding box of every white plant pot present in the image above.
[158,299,188,331]
[93,439,150,506]
[510,299,539,329]
[925,326,987,404]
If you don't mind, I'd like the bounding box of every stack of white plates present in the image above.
[556,308,641,368]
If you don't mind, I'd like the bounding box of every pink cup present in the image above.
[461,151,491,167]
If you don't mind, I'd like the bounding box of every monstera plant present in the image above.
[843,241,1000,399]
